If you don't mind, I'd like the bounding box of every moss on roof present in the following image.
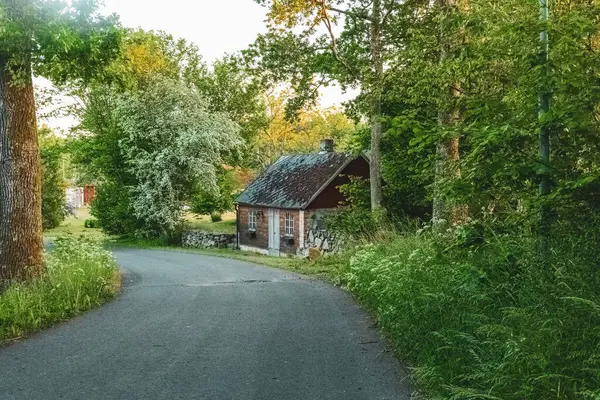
[235,153,357,209]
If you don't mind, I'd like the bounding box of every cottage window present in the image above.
[285,213,294,236]
[248,210,257,231]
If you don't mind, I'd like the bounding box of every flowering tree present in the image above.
[115,77,242,237]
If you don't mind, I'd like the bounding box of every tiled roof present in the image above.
[235,153,358,209]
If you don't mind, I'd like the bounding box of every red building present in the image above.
[235,140,370,257]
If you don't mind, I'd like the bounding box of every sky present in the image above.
[41,0,356,132]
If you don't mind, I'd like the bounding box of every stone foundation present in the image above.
[182,231,237,249]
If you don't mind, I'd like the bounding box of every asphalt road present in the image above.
[0,248,412,400]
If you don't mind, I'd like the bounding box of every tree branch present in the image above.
[327,6,373,22]
[319,1,359,80]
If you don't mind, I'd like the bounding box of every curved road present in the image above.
[1,248,412,399]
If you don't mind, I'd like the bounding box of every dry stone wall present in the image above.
[300,229,343,257]
[182,231,236,249]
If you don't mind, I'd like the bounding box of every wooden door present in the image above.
[268,208,280,257]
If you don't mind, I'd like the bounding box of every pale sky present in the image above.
[40,0,356,132]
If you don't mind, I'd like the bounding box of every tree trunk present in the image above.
[0,55,45,283]
[369,0,384,210]
[432,0,466,231]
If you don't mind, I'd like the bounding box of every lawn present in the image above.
[44,207,107,241]
[183,212,236,233]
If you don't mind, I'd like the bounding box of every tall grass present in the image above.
[342,229,600,399]
[0,237,120,342]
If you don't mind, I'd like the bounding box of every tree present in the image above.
[191,167,238,215]
[249,0,405,210]
[194,55,268,166]
[0,0,120,282]
[432,0,466,231]
[113,77,242,238]
[69,29,207,237]
[39,127,66,230]
[254,90,356,165]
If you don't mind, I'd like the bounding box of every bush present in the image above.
[0,237,120,341]
[91,182,141,236]
[191,168,237,215]
[210,212,223,223]
[84,218,101,229]
[343,230,600,399]
[41,141,66,230]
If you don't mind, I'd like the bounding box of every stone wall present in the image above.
[182,231,237,249]
[300,229,343,257]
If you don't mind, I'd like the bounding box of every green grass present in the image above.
[341,231,600,399]
[44,207,107,241]
[0,237,121,344]
[183,212,236,234]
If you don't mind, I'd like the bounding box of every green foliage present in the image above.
[210,213,223,223]
[84,218,100,229]
[0,0,121,85]
[116,76,241,237]
[91,182,139,237]
[39,127,66,230]
[195,55,268,148]
[343,225,600,399]
[191,167,237,215]
[0,237,120,342]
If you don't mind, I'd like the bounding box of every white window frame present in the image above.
[285,213,294,236]
[248,210,257,231]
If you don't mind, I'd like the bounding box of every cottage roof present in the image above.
[235,152,362,210]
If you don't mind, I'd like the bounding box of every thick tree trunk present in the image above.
[369,0,384,210]
[0,55,45,283]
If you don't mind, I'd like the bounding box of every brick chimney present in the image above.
[319,139,335,153]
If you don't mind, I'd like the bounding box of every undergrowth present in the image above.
[0,237,121,343]
[342,227,600,399]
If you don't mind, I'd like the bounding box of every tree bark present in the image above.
[369,0,384,210]
[0,55,45,283]
[432,0,466,231]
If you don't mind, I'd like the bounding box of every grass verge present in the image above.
[342,232,600,399]
[0,237,121,344]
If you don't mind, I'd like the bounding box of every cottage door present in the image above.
[268,208,280,257]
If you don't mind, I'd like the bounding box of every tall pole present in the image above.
[539,0,551,260]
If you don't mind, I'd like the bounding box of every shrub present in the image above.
[41,139,66,230]
[210,212,223,223]
[84,218,101,229]
[191,168,237,215]
[91,182,140,236]
[343,230,600,399]
[0,237,120,341]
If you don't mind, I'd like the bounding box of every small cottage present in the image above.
[235,140,370,257]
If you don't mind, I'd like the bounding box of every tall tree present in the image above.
[249,0,402,210]
[0,0,120,282]
[432,0,466,230]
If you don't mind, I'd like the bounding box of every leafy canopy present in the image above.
[0,0,121,84]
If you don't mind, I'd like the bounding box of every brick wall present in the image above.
[279,209,300,255]
[237,206,301,255]
[238,205,269,250]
